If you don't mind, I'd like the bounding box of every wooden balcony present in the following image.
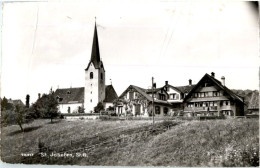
[184,106,218,112]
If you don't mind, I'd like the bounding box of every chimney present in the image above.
[211,72,215,78]
[165,81,168,86]
[153,83,156,89]
[38,93,41,99]
[221,76,225,86]
[189,79,192,86]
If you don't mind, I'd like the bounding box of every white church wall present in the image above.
[58,103,83,114]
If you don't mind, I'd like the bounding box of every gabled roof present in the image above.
[7,99,25,106]
[184,73,244,103]
[119,85,171,105]
[54,87,84,104]
[103,85,118,102]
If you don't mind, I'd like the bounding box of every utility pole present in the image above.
[152,77,155,131]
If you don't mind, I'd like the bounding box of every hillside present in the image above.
[232,89,259,111]
[1,118,259,166]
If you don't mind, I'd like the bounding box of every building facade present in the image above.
[183,72,244,117]
[115,85,173,117]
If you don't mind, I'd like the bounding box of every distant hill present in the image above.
[231,89,259,112]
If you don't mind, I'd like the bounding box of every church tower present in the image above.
[84,20,106,113]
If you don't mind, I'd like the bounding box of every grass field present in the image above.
[1,118,259,166]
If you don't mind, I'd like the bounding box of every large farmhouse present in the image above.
[54,21,118,114]
[183,72,245,117]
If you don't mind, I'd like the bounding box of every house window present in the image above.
[129,91,134,100]
[163,107,168,115]
[155,106,160,114]
[213,91,219,97]
[101,73,103,80]
[210,102,214,107]
[90,72,94,79]
[159,94,166,101]
[90,99,92,103]
[68,107,71,113]
[201,93,205,97]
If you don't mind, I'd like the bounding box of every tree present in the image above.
[78,106,85,113]
[46,93,59,123]
[26,94,30,108]
[1,97,8,111]
[94,102,104,113]
[32,92,59,123]
[14,104,25,132]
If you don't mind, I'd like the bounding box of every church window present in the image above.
[90,72,94,79]
[90,99,92,103]
[91,91,92,94]
[101,73,103,80]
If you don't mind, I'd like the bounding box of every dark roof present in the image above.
[175,85,196,94]
[85,22,104,71]
[146,87,164,94]
[103,85,118,102]
[184,73,244,103]
[12,100,25,106]
[7,99,25,106]
[163,84,195,94]
[54,87,84,104]
[119,85,171,105]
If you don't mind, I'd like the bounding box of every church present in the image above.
[54,21,118,114]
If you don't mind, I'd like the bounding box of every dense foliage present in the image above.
[32,93,59,122]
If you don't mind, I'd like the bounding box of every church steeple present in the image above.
[90,18,101,68]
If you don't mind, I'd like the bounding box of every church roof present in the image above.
[54,87,84,104]
[103,85,118,102]
[85,21,104,71]
[54,85,117,104]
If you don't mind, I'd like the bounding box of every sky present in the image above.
[1,0,259,104]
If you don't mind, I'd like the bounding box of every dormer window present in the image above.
[90,72,94,79]
[67,90,71,94]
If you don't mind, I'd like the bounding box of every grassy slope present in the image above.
[1,119,152,163]
[109,119,259,167]
[1,118,259,166]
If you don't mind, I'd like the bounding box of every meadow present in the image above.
[1,117,259,166]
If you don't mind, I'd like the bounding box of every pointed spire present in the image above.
[90,17,101,68]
